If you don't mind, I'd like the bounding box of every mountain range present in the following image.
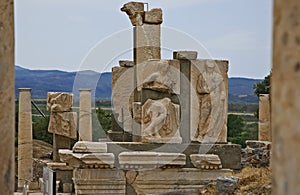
[15,66,262,103]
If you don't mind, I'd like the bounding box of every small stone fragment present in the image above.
[217,176,239,195]
[190,154,222,170]
[144,8,163,24]
[119,60,134,67]
[173,51,198,60]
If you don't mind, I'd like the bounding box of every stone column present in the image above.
[272,0,300,194]
[258,94,271,141]
[134,24,161,65]
[18,88,33,189]
[120,2,162,65]
[0,0,15,193]
[79,89,92,141]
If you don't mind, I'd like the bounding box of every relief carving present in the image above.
[193,61,227,142]
[142,98,181,143]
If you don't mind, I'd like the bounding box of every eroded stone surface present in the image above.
[128,168,232,195]
[144,8,163,24]
[134,24,161,64]
[73,169,125,195]
[217,176,239,195]
[272,1,300,193]
[141,98,182,143]
[48,112,77,139]
[190,154,222,169]
[190,59,228,143]
[137,60,180,94]
[173,51,198,60]
[18,88,33,189]
[119,151,186,169]
[73,141,107,153]
[79,89,92,141]
[259,94,271,141]
[119,60,134,67]
[47,92,73,112]
[59,149,114,168]
[121,2,144,26]
[112,66,135,133]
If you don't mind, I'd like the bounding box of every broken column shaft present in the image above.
[79,89,92,141]
[18,88,33,189]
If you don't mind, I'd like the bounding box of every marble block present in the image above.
[190,154,222,169]
[47,92,73,112]
[141,98,182,143]
[173,51,198,60]
[190,59,228,143]
[119,151,186,169]
[72,141,107,153]
[48,112,77,139]
[59,149,114,169]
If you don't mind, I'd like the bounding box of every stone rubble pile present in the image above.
[241,140,271,168]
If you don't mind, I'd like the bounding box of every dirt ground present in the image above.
[201,167,272,195]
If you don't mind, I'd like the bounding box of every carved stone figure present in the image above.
[48,112,77,139]
[47,92,73,112]
[142,98,181,143]
[194,61,226,141]
[138,60,180,94]
[121,2,144,26]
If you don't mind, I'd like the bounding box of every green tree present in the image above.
[96,107,112,134]
[253,73,271,97]
[227,114,258,147]
[32,116,53,144]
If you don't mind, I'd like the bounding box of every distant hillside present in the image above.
[228,78,262,104]
[15,65,111,99]
[15,66,262,103]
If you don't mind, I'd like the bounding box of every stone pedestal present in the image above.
[53,134,71,162]
[127,168,232,195]
[73,169,126,195]
[107,142,241,169]
[272,0,300,194]
[259,94,271,141]
[0,0,15,193]
[18,88,33,189]
[79,89,92,141]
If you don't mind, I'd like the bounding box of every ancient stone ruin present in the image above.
[53,2,240,195]
[111,2,229,144]
[17,2,241,195]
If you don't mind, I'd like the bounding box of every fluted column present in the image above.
[79,89,92,141]
[18,88,33,189]
[0,0,15,193]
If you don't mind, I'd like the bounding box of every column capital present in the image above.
[18,88,32,92]
[79,88,91,92]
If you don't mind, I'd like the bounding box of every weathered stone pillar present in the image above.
[79,89,92,141]
[120,2,162,65]
[272,0,300,194]
[134,24,161,65]
[258,94,271,141]
[0,0,15,193]
[18,88,33,189]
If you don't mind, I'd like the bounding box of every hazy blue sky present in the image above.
[15,0,273,79]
